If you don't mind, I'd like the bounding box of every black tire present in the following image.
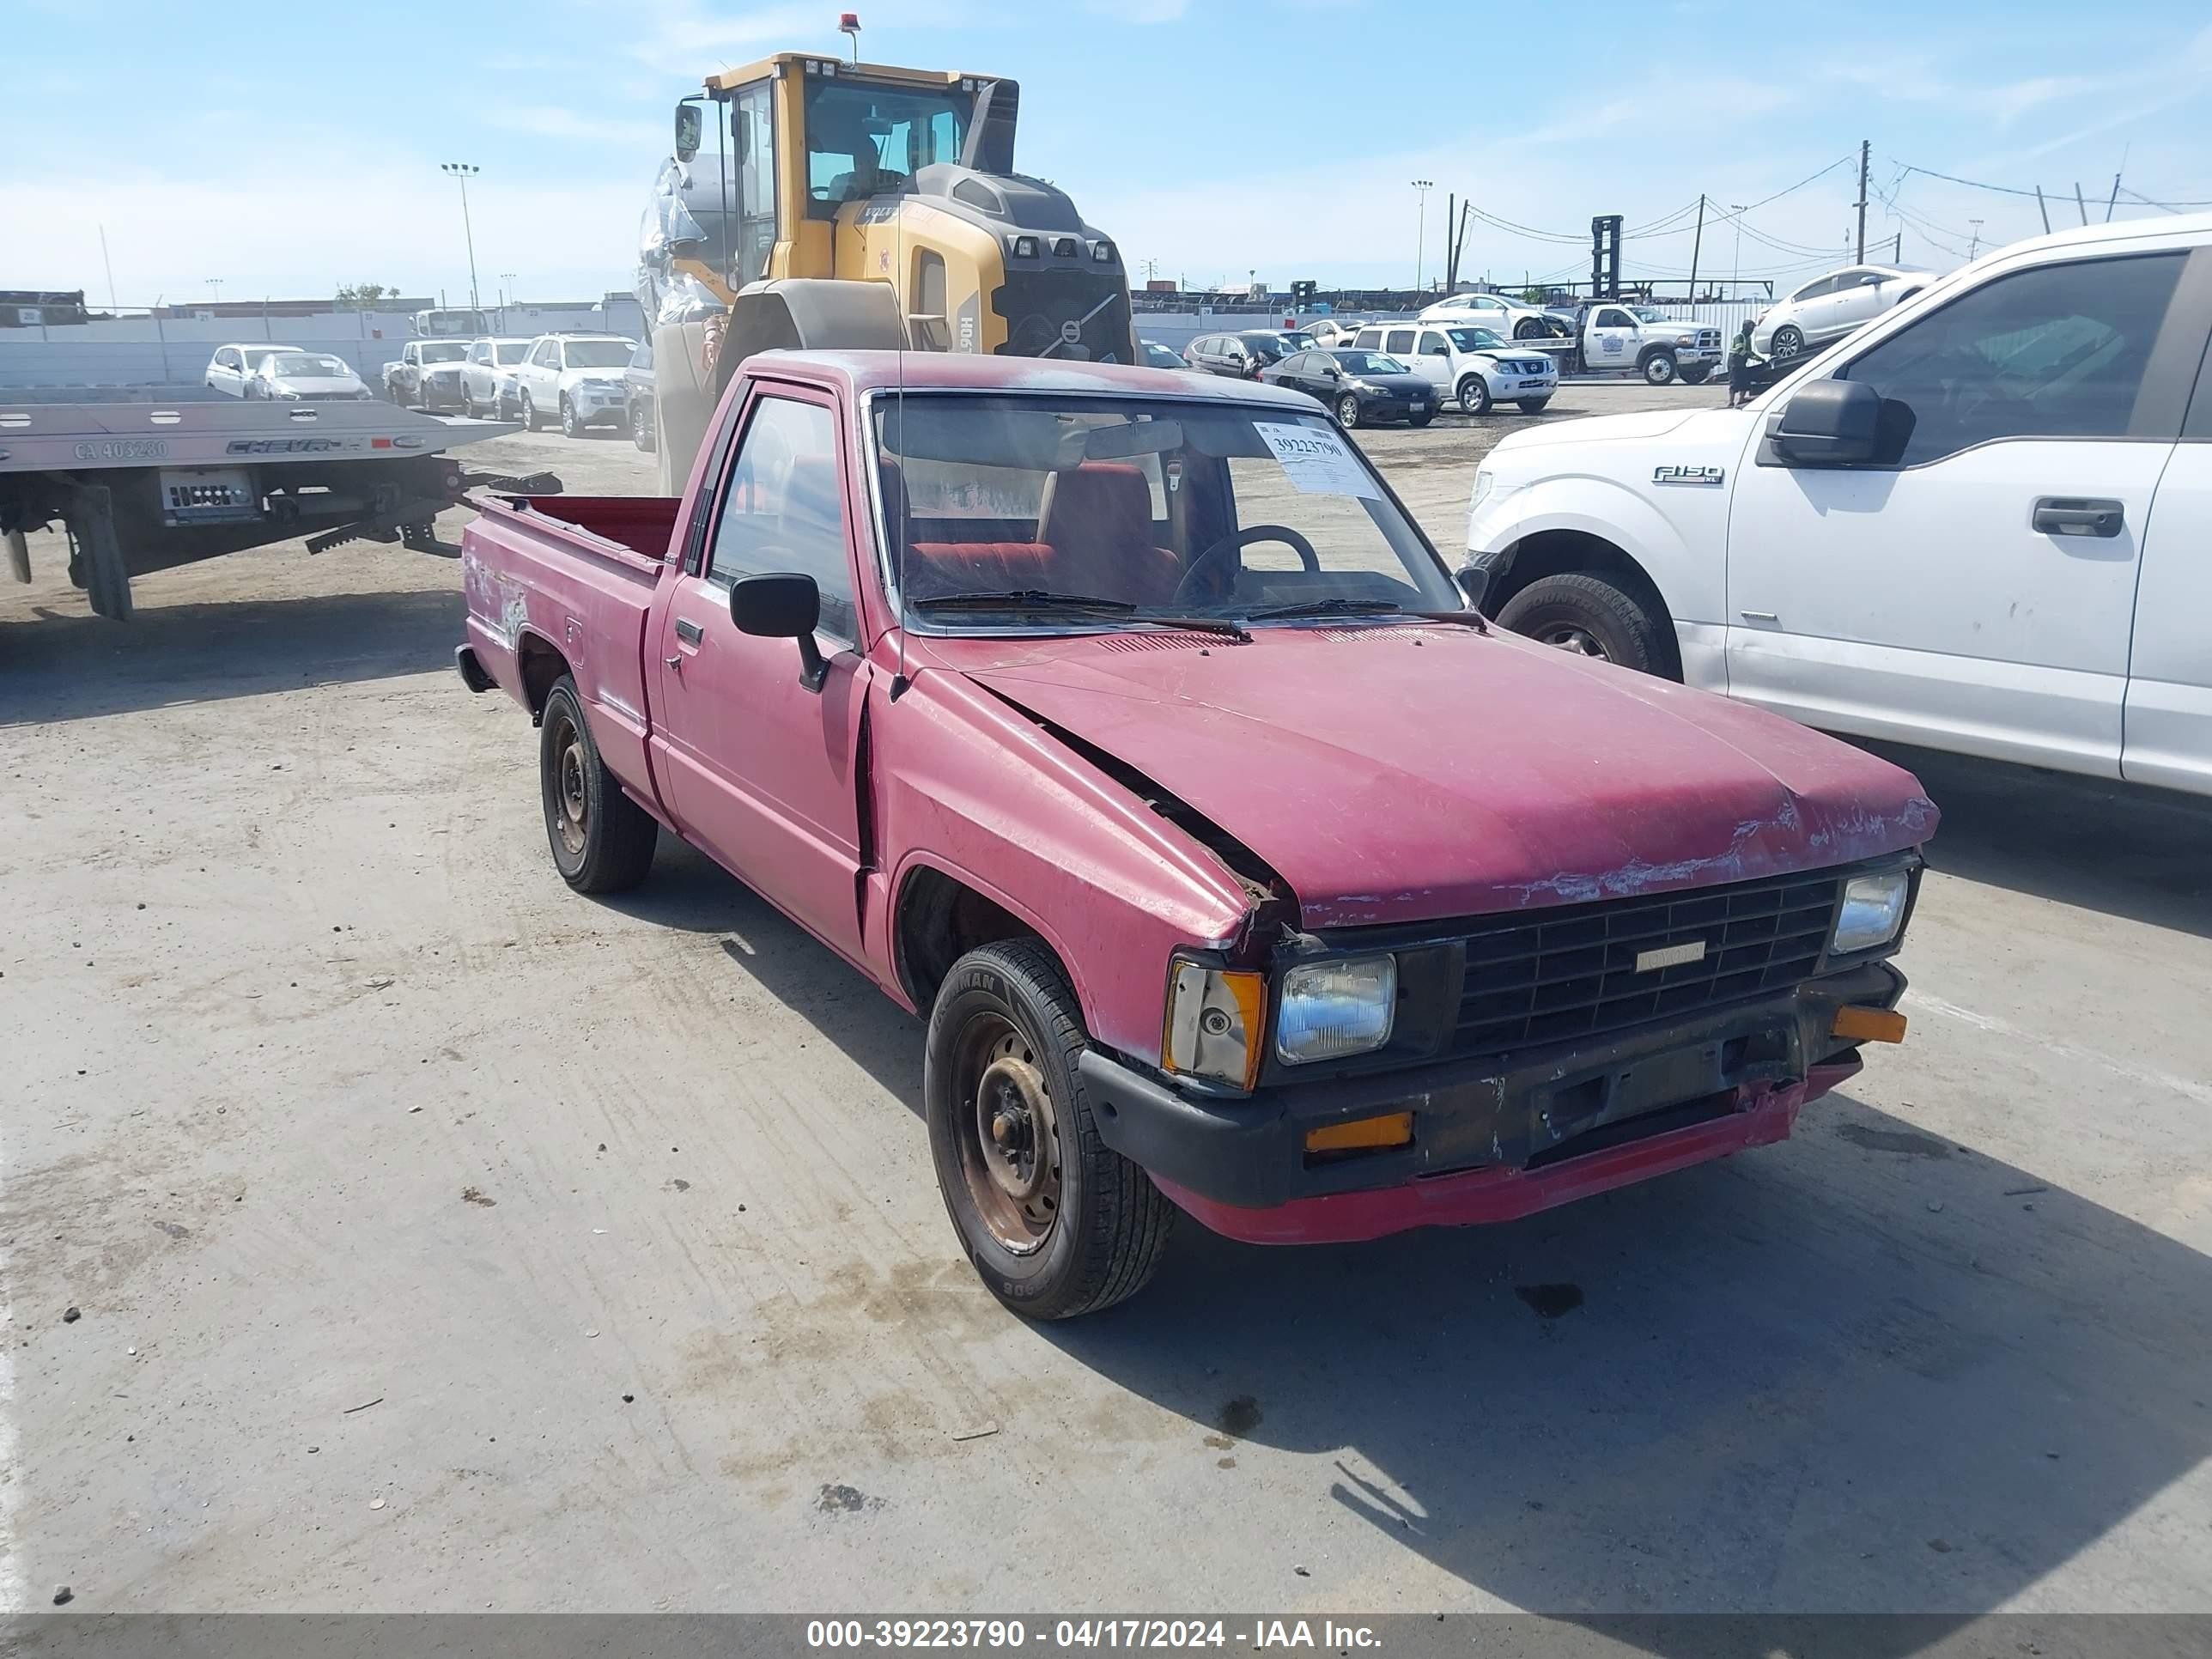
[1513,317,1548,338]
[519,391,538,430]
[1457,374,1492,416]
[1641,349,1678,386]
[560,398,584,440]
[1496,572,1666,675]
[926,940,1175,1320]
[1408,411,1434,428]
[538,676,657,893]
[1771,324,1804,357]
[1334,392,1362,428]
[1679,364,1712,386]
[1516,398,1551,416]
[630,399,656,453]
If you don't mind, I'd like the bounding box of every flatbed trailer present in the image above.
[0,394,551,619]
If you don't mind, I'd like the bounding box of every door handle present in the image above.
[673,617,704,646]
[2032,496,2124,538]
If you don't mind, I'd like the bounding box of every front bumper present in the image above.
[420,377,466,410]
[569,394,626,426]
[1082,959,1904,1244]
[1358,392,1431,420]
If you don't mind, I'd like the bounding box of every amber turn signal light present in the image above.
[1304,1111,1414,1155]
[1831,1006,1908,1044]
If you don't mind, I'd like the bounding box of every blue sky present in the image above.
[4,0,2209,307]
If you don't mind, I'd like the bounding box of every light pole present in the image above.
[1729,205,1747,298]
[498,270,518,321]
[204,277,224,304]
[1411,179,1434,293]
[1967,218,1984,259]
[441,162,483,314]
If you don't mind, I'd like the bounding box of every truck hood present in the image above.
[925,625,1935,929]
[1488,407,1705,456]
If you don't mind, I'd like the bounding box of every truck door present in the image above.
[1587,307,1638,368]
[1414,330,1455,396]
[1724,247,2194,777]
[651,385,870,963]
[2122,307,2212,794]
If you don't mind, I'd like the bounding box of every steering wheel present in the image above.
[1173,525,1321,605]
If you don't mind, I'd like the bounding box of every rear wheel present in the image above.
[538,676,658,892]
[1516,398,1551,416]
[1457,375,1492,416]
[1334,392,1362,428]
[1496,573,1666,674]
[1513,317,1549,339]
[926,940,1175,1320]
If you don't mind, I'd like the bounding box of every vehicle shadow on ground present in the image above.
[0,585,460,726]
[1860,739,2212,939]
[1039,1100,2212,1638]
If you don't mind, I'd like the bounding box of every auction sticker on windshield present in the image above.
[1252,422,1381,500]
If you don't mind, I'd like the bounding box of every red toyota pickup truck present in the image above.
[456,349,1936,1318]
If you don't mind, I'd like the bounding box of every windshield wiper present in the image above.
[1243,596,1489,631]
[913,589,1250,641]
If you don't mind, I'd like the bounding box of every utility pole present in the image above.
[2034,186,2051,234]
[1893,231,1903,264]
[1729,204,1747,297]
[2104,173,2121,222]
[2074,182,2088,227]
[1854,139,1869,263]
[1410,179,1433,294]
[1444,192,1455,290]
[98,224,118,312]
[1967,219,1983,259]
[1686,193,1705,302]
[441,161,483,314]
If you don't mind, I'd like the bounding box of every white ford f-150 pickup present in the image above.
[1465,215,2212,798]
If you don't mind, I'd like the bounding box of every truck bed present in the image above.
[0,398,509,472]
[459,493,684,812]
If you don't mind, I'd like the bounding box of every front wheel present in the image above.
[630,400,655,452]
[1496,572,1668,675]
[1408,410,1434,428]
[559,398,582,439]
[1513,317,1549,338]
[926,940,1175,1320]
[1641,349,1678,386]
[538,676,658,892]
[519,392,538,431]
[1516,398,1551,416]
[1457,375,1492,416]
[1334,392,1363,428]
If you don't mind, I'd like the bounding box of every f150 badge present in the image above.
[1653,464,1724,486]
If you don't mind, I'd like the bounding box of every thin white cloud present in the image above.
[483,104,665,149]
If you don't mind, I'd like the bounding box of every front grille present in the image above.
[992,270,1135,365]
[1449,869,1841,1059]
[1510,358,1553,374]
[1698,329,1721,349]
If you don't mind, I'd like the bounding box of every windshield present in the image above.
[562,340,633,368]
[242,347,289,368]
[872,393,1458,629]
[495,342,531,365]
[1631,307,1670,324]
[270,354,347,378]
[1332,352,1406,375]
[804,77,972,211]
[420,343,468,363]
[1443,327,1504,351]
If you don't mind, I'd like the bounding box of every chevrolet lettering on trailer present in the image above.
[456,349,1936,1319]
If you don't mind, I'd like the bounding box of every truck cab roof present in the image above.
[743,349,1324,411]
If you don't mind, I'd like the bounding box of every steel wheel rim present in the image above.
[1535,623,1608,659]
[550,713,589,858]
[952,1012,1061,1255]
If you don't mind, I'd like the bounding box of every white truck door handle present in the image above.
[1740,610,1778,623]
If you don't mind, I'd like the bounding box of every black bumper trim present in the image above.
[1084,960,1905,1210]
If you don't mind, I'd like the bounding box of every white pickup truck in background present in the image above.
[1465,215,2212,798]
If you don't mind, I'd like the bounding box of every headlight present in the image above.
[1675,333,1696,345]
[1276,955,1396,1065]
[1164,960,1266,1090]
[1470,467,1494,509]
[1832,871,1910,954]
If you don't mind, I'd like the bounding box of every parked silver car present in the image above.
[204,343,306,397]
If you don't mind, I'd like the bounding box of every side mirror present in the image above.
[1455,563,1492,612]
[730,572,828,691]
[1769,379,1883,466]
[674,101,703,163]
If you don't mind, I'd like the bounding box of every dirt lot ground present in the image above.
[5,383,2210,1619]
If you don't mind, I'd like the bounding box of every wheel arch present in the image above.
[513,628,573,722]
[1482,520,1687,680]
[891,856,1083,1023]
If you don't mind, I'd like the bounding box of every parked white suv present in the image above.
[1464,216,2212,797]
[1353,322,1559,415]
[204,343,306,397]
[1752,264,1924,358]
[512,335,637,436]
[1416,291,1564,339]
[461,337,536,419]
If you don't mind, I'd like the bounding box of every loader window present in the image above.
[803,78,974,217]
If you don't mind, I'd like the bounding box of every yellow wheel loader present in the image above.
[644,50,1137,486]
